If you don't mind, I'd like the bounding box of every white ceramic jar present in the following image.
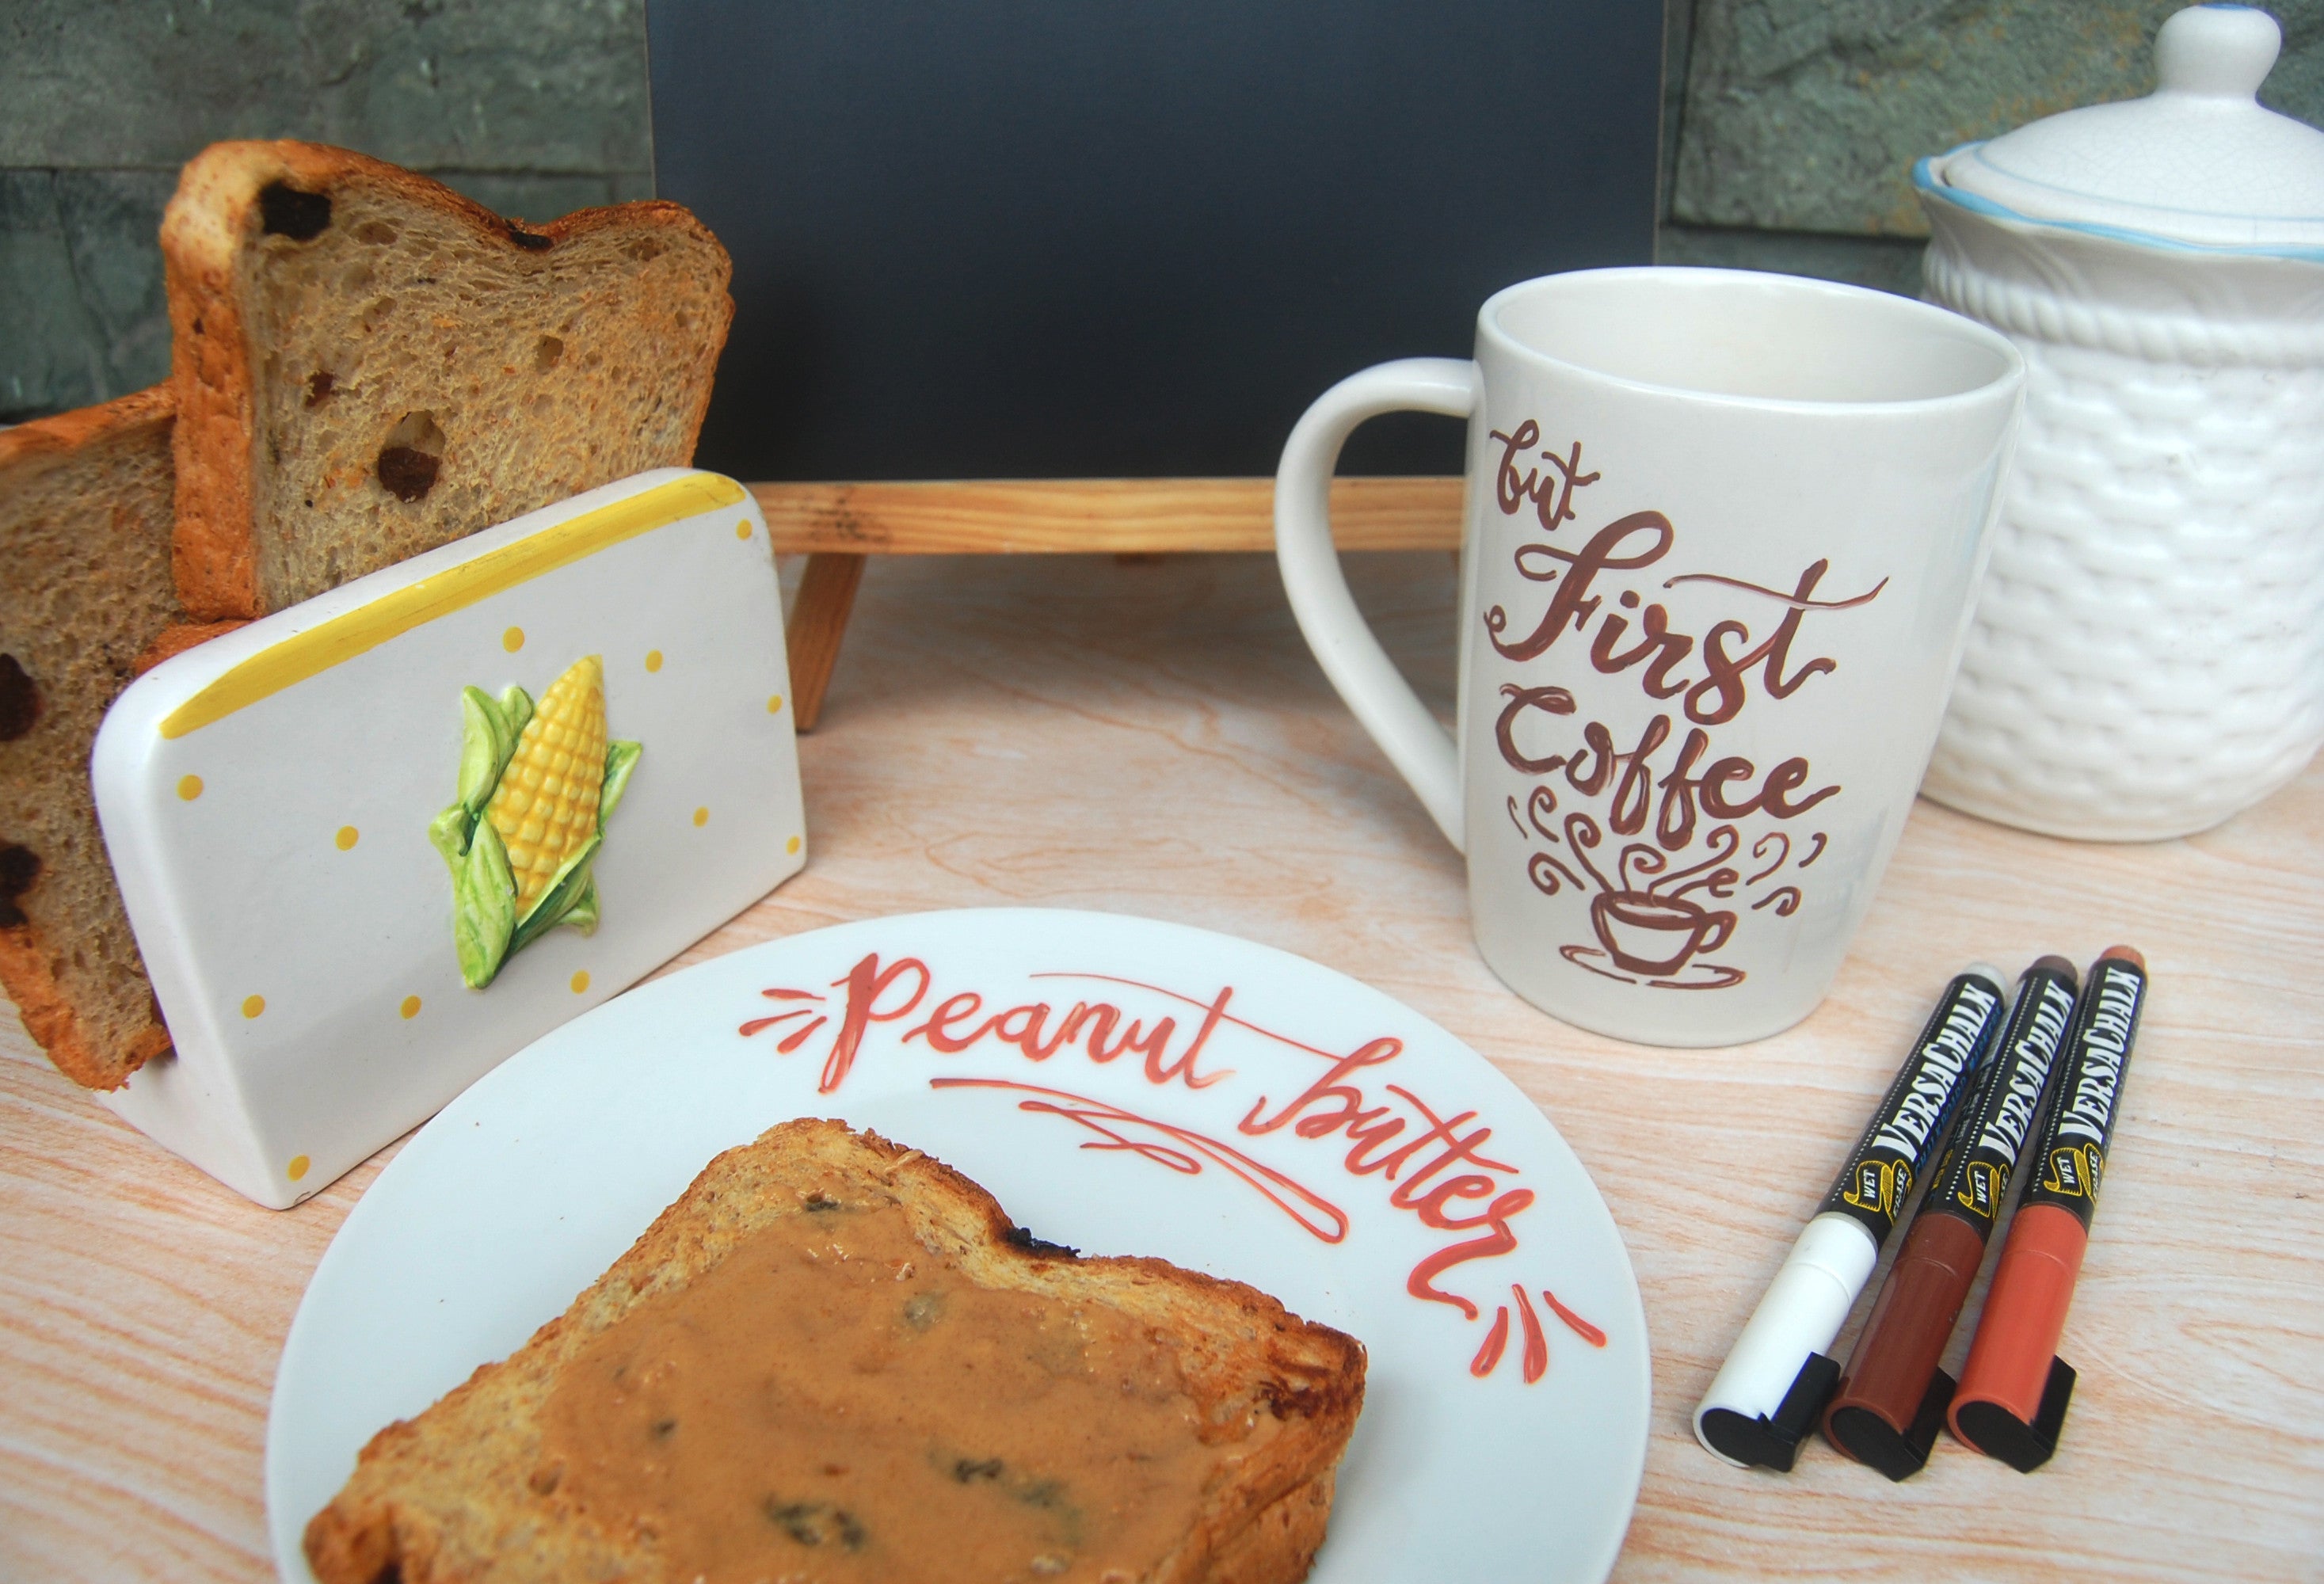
[1914,4,2324,841]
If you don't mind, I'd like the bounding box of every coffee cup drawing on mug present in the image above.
[1579,833,1743,984]
[1275,268,2024,1047]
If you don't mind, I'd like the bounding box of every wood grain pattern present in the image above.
[4,548,2319,1581]
[782,550,867,732]
[752,476,1465,554]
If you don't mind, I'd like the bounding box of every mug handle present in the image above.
[1274,358,1481,852]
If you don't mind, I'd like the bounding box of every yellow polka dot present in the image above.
[336,824,360,851]
[242,993,266,1019]
[787,835,802,855]
[692,805,710,828]
[570,969,591,994]
[400,995,422,1020]
[177,774,204,801]
[287,1155,311,1182]
[645,649,664,673]
[735,520,753,540]
[766,693,784,714]
[502,626,525,653]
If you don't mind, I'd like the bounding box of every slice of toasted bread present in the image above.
[163,140,734,619]
[0,386,183,1089]
[305,1120,1366,1584]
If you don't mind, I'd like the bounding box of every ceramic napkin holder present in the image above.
[93,469,806,1208]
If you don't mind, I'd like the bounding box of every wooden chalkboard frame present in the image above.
[764,477,1462,728]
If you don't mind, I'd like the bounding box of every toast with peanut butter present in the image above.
[305,1119,1366,1584]
[163,140,732,620]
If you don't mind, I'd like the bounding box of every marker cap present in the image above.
[1694,1212,1876,1470]
[1822,1210,1985,1479]
[1949,1201,2088,1469]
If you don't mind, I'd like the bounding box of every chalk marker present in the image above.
[1822,956,2079,1479]
[1949,946,2148,1472]
[1694,965,2008,1471]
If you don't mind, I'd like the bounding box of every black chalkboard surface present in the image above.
[648,2,1662,481]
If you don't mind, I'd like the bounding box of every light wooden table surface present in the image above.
[6,549,2320,1582]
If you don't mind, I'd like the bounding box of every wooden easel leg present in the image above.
[784,551,867,733]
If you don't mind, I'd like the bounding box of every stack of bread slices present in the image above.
[0,141,733,1091]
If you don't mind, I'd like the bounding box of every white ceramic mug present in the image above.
[1274,268,2024,1045]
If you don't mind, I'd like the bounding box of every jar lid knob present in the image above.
[2154,4,2280,101]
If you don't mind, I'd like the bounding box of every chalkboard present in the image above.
[649,2,1662,481]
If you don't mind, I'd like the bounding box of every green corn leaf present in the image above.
[512,830,603,954]
[522,828,603,929]
[600,740,642,827]
[456,687,512,811]
[428,802,474,871]
[498,683,535,744]
[454,818,518,988]
[560,878,601,938]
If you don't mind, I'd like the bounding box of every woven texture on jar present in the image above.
[1922,328,2324,840]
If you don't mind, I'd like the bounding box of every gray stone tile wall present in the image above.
[0,169,180,420]
[4,1,2319,423]
[1659,0,2324,297]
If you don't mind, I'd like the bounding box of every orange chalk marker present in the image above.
[1949,946,2148,1472]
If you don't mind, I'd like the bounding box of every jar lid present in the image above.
[1935,5,2324,249]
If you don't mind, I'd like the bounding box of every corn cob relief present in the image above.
[429,655,642,988]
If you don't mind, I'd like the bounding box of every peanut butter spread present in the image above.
[538,1195,1273,1583]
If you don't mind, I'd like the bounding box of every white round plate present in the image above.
[268,908,1650,1582]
